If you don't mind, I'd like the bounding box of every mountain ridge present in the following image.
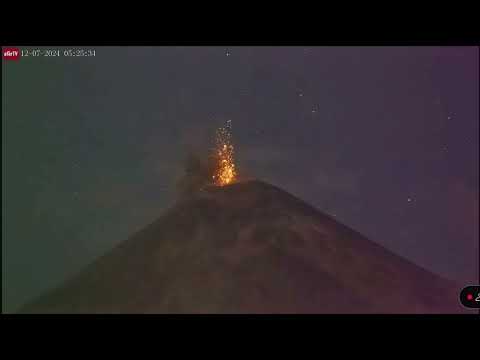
[19,180,464,313]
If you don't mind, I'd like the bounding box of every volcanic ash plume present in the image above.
[177,120,237,198]
[212,120,237,186]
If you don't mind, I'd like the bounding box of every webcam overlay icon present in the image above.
[459,285,480,309]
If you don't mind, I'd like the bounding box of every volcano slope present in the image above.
[20,180,464,313]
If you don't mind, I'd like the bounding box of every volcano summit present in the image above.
[20,180,463,313]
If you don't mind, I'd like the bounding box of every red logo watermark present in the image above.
[3,48,20,60]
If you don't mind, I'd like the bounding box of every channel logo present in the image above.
[3,48,20,61]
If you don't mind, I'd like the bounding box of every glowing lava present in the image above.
[212,120,237,186]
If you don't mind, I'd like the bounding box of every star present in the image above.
[225,50,231,57]
[407,197,413,202]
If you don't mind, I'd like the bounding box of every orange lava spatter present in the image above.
[212,120,237,186]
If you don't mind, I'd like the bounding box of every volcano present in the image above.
[20,180,464,313]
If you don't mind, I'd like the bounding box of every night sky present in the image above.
[2,46,478,312]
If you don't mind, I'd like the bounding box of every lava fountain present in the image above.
[212,120,237,186]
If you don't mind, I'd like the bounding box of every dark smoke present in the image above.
[176,149,217,199]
